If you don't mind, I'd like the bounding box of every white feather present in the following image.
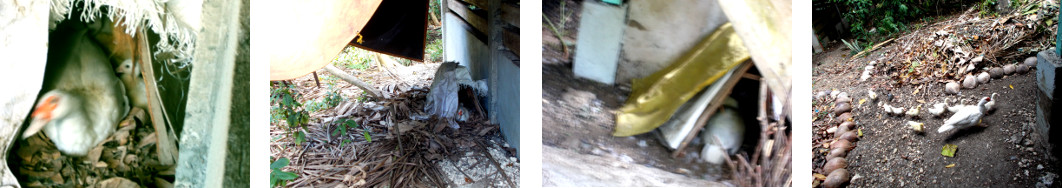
[938,97,990,133]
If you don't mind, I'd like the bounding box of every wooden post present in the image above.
[672,62,754,158]
[137,29,179,166]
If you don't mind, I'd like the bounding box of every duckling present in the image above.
[116,59,148,111]
[985,93,998,112]
[882,103,895,115]
[947,98,967,113]
[927,102,947,117]
[906,106,921,117]
[883,103,904,116]
[907,121,925,133]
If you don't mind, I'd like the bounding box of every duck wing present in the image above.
[942,106,982,132]
[44,28,128,154]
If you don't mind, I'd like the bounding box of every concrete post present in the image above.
[1037,48,1062,157]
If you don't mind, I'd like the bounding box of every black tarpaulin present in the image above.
[350,0,429,62]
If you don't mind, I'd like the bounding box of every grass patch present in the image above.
[425,29,444,63]
[332,46,375,70]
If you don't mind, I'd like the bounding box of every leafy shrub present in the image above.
[270,157,297,187]
[829,0,990,41]
[271,82,310,146]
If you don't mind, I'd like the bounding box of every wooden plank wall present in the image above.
[446,0,520,57]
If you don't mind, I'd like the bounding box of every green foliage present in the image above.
[270,157,298,187]
[425,29,444,63]
[830,0,946,41]
[332,119,353,137]
[324,86,343,106]
[271,82,310,146]
[304,84,346,112]
[332,46,374,70]
[978,0,998,16]
[332,119,371,146]
[841,39,864,55]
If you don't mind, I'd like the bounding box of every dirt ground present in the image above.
[540,0,758,186]
[7,110,173,187]
[541,63,735,185]
[812,29,1060,188]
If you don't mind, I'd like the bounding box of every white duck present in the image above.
[985,93,998,112]
[927,102,947,117]
[937,97,990,133]
[116,59,149,110]
[23,28,128,156]
[701,98,744,164]
[883,103,904,116]
[946,98,966,113]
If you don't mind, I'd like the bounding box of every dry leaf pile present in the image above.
[871,1,1058,85]
[9,110,174,187]
[273,85,517,187]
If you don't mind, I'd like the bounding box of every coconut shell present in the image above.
[837,92,849,101]
[945,81,960,94]
[823,169,851,188]
[839,131,860,142]
[833,103,852,115]
[823,157,849,175]
[1025,56,1037,67]
[827,148,848,159]
[990,67,1004,78]
[835,126,850,139]
[831,139,854,152]
[977,72,990,84]
[963,75,977,89]
[1017,64,1029,74]
[836,96,852,104]
[836,113,853,123]
[839,121,856,130]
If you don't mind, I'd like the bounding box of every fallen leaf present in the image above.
[945,163,956,168]
[1010,85,1014,89]
[859,98,867,106]
[942,144,958,157]
[858,128,863,137]
[917,100,926,104]
[913,89,920,95]
[814,173,828,180]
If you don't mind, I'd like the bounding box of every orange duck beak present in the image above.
[23,96,58,139]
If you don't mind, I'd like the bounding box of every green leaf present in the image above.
[346,119,357,128]
[283,94,293,107]
[276,171,298,180]
[363,130,372,143]
[271,157,290,170]
[333,122,346,136]
[286,116,296,128]
[296,131,305,146]
[942,144,958,157]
